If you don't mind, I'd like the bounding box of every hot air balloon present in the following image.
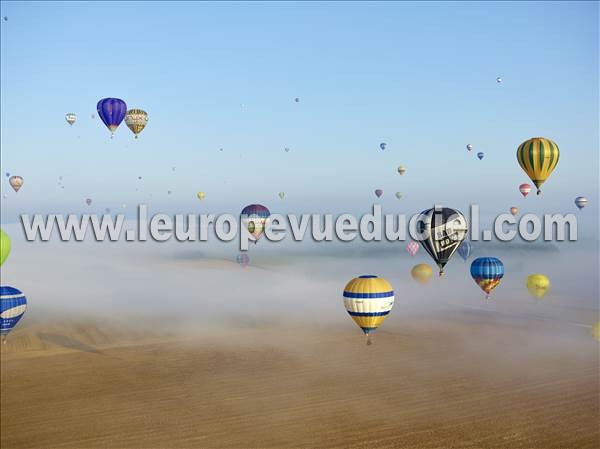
[125,109,148,138]
[8,176,23,192]
[395,192,403,200]
[122,203,127,209]
[406,241,419,257]
[5,172,9,177]
[284,147,290,153]
[466,144,473,151]
[411,264,433,285]
[278,192,285,200]
[197,192,206,201]
[526,274,550,299]
[417,207,468,275]
[496,76,502,83]
[574,196,588,210]
[294,97,300,103]
[241,204,270,243]
[470,257,504,299]
[91,113,96,119]
[85,198,92,206]
[593,322,600,342]
[375,189,383,198]
[477,152,484,160]
[0,229,10,266]
[519,183,532,197]
[1,286,27,342]
[343,275,394,345]
[457,241,472,261]
[97,98,127,137]
[510,207,519,216]
[397,165,406,175]
[379,143,386,151]
[65,113,77,126]
[517,137,559,195]
[236,252,250,268]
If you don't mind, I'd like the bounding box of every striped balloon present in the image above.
[240,204,270,243]
[519,183,532,197]
[574,196,588,210]
[406,241,419,256]
[516,137,560,195]
[97,98,127,137]
[470,257,504,299]
[1,286,27,341]
[343,275,394,345]
[457,241,472,261]
[236,252,249,268]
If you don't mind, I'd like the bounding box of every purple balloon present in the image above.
[97,98,127,136]
[375,189,383,198]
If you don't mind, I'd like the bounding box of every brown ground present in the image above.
[1,314,598,449]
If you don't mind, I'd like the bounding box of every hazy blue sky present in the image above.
[1,2,598,228]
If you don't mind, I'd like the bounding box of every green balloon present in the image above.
[0,229,10,266]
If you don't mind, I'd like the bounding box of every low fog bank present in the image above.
[0,228,597,336]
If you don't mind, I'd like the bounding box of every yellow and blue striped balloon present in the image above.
[343,275,394,344]
[516,137,560,195]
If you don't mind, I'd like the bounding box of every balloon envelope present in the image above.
[397,165,406,175]
[197,192,206,201]
[516,137,560,195]
[125,109,148,138]
[417,207,468,275]
[379,143,386,150]
[457,241,472,261]
[519,183,532,197]
[65,113,76,126]
[240,204,270,243]
[97,98,127,136]
[85,198,92,206]
[466,144,473,151]
[470,257,504,298]
[406,241,419,256]
[236,253,250,268]
[411,264,433,285]
[395,192,403,200]
[343,275,394,342]
[574,196,588,210]
[9,176,23,192]
[477,152,484,160]
[0,229,10,266]
[510,207,519,216]
[526,274,550,299]
[1,286,27,338]
[375,189,383,198]
[278,192,285,199]
[593,322,600,342]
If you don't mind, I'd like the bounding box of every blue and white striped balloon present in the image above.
[1,285,27,339]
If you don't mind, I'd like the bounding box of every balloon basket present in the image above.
[366,334,373,346]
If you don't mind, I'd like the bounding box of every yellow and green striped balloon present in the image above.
[516,137,559,195]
